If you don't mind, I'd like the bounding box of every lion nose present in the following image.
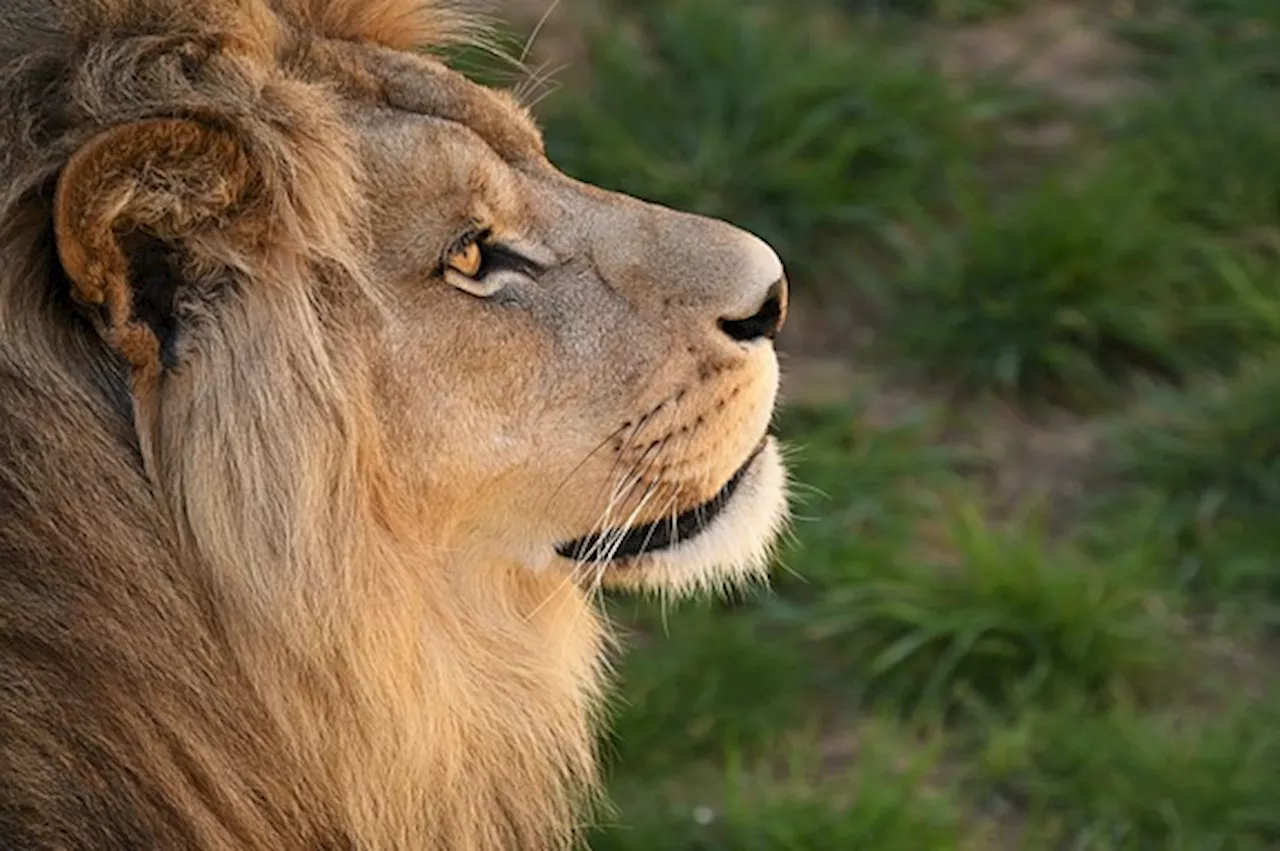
[718,276,788,343]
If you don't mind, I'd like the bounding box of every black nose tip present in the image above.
[718,277,788,343]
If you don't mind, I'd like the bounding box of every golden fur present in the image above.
[0,1,790,848]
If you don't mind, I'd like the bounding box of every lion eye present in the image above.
[447,239,483,278]
[440,228,544,299]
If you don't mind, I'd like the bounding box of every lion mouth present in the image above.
[556,440,767,563]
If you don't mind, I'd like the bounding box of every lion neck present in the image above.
[248,549,610,851]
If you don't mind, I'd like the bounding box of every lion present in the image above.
[0,0,791,848]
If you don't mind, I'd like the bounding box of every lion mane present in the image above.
[0,2,613,849]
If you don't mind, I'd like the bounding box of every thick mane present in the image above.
[0,0,493,192]
[290,0,493,52]
[0,2,606,850]
[47,0,487,50]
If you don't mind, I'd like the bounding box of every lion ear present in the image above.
[53,118,257,376]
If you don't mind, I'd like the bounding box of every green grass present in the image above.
[1116,361,1280,519]
[598,600,817,775]
[1115,74,1280,234]
[919,0,1036,23]
[877,0,1280,403]
[592,729,964,850]
[888,169,1193,401]
[834,0,1034,21]
[804,503,1179,716]
[1119,0,1280,79]
[976,701,1280,849]
[539,0,1002,286]
[493,0,1280,846]
[885,164,1280,404]
[1099,357,1280,613]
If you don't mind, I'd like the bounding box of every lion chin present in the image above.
[551,437,790,595]
[0,0,791,849]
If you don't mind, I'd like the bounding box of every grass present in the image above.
[804,503,1178,716]
[538,0,1003,286]
[1119,0,1280,80]
[888,170,1198,401]
[1115,72,1280,234]
[975,701,1280,849]
[483,0,1280,845]
[591,733,966,850]
[1100,357,1280,612]
[839,0,1035,21]
[890,169,1280,402]
[883,82,1280,402]
[878,3,1280,402]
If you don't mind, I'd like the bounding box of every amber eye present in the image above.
[447,238,483,278]
[440,228,544,299]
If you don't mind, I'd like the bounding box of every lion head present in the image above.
[0,0,790,847]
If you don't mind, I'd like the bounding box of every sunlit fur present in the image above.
[0,1,790,848]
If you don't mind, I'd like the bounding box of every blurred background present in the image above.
[464,1,1280,847]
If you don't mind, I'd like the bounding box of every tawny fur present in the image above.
[0,1,789,848]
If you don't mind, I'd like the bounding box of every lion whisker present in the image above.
[522,76,565,112]
[514,60,568,109]
[519,0,562,65]
[540,418,632,514]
